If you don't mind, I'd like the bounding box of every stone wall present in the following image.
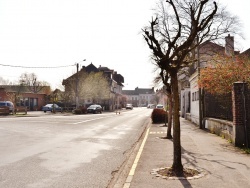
[205,118,233,141]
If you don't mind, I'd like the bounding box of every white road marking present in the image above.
[70,116,113,125]
[123,127,150,188]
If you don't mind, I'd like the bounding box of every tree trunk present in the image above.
[166,93,173,139]
[171,72,183,175]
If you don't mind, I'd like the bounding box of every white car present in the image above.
[126,104,133,110]
[147,104,156,109]
[156,104,164,109]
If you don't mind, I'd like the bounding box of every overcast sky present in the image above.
[0,0,249,90]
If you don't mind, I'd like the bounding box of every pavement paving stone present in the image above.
[129,118,250,188]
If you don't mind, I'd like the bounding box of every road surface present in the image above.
[0,108,151,188]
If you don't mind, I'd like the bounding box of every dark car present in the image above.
[0,101,14,113]
[87,104,102,114]
[42,104,62,113]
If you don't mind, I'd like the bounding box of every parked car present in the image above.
[147,104,156,109]
[126,104,133,110]
[156,104,164,110]
[42,104,62,113]
[0,101,14,113]
[87,104,102,114]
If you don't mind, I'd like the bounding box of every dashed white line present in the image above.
[70,116,113,125]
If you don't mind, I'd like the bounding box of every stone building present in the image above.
[122,87,155,107]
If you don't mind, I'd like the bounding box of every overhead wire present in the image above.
[0,63,75,68]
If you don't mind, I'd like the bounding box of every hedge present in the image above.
[151,108,168,124]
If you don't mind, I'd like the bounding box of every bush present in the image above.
[72,106,87,114]
[0,106,9,115]
[151,109,168,124]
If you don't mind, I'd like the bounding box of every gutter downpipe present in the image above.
[197,38,203,129]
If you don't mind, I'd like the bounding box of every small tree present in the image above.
[143,0,240,175]
[59,91,72,111]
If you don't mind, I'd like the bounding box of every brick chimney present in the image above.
[225,34,234,56]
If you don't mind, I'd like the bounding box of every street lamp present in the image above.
[75,59,86,108]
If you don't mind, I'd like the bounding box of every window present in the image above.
[25,98,29,106]
[192,91,199,101]
[34,98,38,106]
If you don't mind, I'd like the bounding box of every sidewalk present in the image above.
[128,118,250,188]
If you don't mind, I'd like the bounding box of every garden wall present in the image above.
[205,118,233,141]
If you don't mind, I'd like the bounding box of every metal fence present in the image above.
[204,92,233,121]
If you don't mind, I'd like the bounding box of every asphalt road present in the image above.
[0,108,152,188]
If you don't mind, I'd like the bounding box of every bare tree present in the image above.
[19,73,50,93]
[0,77,12,85]
[143,0,240,175]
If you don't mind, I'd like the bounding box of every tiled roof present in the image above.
[85,63,99,73]
[199,40,240,55]
[122,87,155,95]
[98,66,112,72]
[241,48,250,57]
[113,73,124,84]
[122,90,137,95]
[0,85,50,94]
[63,63,125,86]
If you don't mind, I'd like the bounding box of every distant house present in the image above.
[122,87,155,107]
[0,85,51,111]
[62,63,124,110]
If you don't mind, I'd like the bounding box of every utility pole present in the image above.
[75,59,86,109]
[76,63,79,108]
